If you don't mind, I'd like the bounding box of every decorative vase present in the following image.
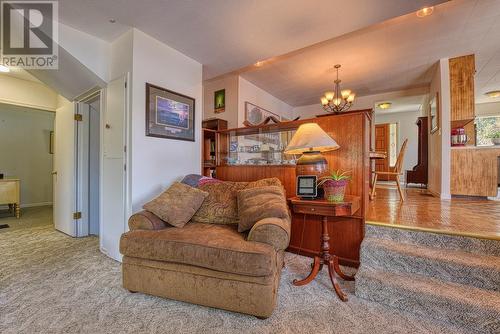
[492,138,500,146]
[322,179,348,202]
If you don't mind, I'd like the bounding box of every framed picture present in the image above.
[429,92,439,134]
[49,131,54,154]
[244,101,280,126]
[214,89,225,114]
[146,83,195,141]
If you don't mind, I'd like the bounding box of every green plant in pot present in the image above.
[489,130,500,145]
[318,170,351,202]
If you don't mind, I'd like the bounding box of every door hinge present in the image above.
[73,211,82,220]
[125,81,127,88]
[74,114,83,121]
[124,164,127,171]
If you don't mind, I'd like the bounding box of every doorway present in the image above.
[374,123,398,181]
[76,92,101,237]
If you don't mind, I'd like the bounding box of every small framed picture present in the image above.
[429,92,439,134]
[146,83,195,141]
[214,89,225,114]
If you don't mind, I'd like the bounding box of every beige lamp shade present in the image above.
[284,123,340,155]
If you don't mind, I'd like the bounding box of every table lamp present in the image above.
[284,123,340,177]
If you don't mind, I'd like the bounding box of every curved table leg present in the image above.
[327,260,348,301]
[293,256,321,286]
[332,256,355,281]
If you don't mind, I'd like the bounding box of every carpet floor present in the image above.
[0,226,469,334]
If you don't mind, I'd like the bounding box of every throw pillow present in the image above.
[191,178,285,225]
[237,185,289,233]
[143,182,208,228]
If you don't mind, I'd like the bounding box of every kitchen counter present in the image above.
[451,145,500,150]
[451,147,500,197]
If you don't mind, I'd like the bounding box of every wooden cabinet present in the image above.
[449,54,475,127]
[202,118,227,177]
[216,110,371,267]
[0,178,20,218]
[406,116,428,185]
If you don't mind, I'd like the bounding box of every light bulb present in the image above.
[321,97,329,106]
[341,90,351,99]
[347,94,355,103]
[334,98,342,106]
[324,91,334,101]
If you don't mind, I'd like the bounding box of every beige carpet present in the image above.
[0,205,52,232]
[0,225,468,334]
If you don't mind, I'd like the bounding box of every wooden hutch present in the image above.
[215,110,371,267]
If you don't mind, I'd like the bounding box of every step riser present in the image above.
[360,242,500,291]
[355,270,500,333]
[366,225,500,256]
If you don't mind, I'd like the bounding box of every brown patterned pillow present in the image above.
[191,178,284,225]
[143,182,208,228]
[237,186,289,232]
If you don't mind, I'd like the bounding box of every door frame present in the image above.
[75,88,102,237]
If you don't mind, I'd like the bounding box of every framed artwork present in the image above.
[429,92,439,134]
[244,101,280,126]
[146,83,195,142]
[49,131,54,154]
[214,89,225,114]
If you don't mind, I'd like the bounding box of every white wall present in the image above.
[59,23,111,83]
[0,75,58,111]
[238,77,293,126]
[130,29,203,212]
[476,102,500,117]
[203,74,239,128]
[427,58,451,199]
[0,104,54,207]
[374,111,421,181]
[293,86,429,119]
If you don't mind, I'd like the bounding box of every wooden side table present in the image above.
[289,196,360,301]
[0,178,20,219]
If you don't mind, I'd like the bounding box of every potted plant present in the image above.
[318,170,351,202]
[489,130,500,145]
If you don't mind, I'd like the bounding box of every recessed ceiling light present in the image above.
[416,6,434,18]
[485,90,500,98]
[109,19,116,23]
[0,64,10,73]
[254,61,265,67]
[377,102,392,109]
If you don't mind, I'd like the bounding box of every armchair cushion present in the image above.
[128,210,168,231]
[247,217,291,251]
[120,223,277,277]
[237,185,289,233]
[143,182,208,228]
[191,178,283,225]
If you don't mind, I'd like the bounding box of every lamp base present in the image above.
[296,151,328,178]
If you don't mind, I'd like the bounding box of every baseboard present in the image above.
[21,202,53,208]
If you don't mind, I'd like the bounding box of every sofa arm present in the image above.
[247,217,291,251]
[128,210,168,231]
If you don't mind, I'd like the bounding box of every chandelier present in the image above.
[320,64,355,113]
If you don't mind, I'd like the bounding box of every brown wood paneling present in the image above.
[449,54,475,124]
[216,111,371,267]
[451,148,500,197]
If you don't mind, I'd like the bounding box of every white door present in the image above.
[100,76,128,261]
[53,98,77,236]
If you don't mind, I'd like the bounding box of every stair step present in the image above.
[360,237,500,291]
[366,224,500,256]
[355,268,500,333]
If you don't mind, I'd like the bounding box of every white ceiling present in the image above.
[57,0,445,79]
[373,94,427,114]
[237,0,500,106]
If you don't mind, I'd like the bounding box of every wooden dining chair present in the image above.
[371,139,408,201]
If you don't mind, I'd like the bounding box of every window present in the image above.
[476,116,500,146]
